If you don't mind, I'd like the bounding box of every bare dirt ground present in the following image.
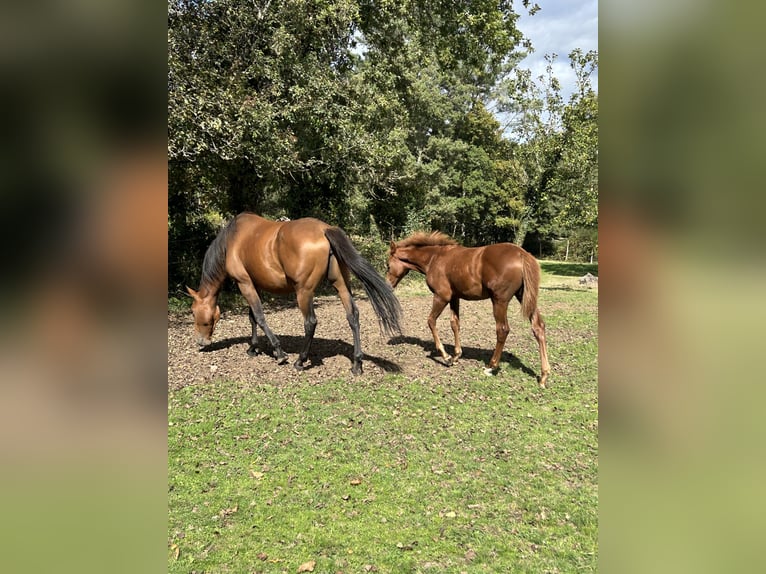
[168,294,544,390]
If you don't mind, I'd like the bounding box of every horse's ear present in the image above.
[185,286,199,300]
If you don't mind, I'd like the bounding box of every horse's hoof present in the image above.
[293,360,305,371]
[351,364,363,376]
[483,367,498,376]
[246,345,260,357]
[443,356,453,367]
[276,353,289,365]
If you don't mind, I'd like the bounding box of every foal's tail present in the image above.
[520,250,542,321]
[324,227,403,337]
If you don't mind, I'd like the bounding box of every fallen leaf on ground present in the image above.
[297,560,316,572]
[219,504,238,517]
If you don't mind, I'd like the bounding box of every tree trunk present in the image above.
[514,227,527,249]
[565,239,569,261]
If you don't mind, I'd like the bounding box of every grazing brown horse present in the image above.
[386,232,550,387]
[186,213,402,375]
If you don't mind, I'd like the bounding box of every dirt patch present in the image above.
[168,294,544,390]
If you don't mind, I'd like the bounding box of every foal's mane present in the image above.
[397,231,458,248]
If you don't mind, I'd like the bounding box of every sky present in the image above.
[515,0,599,100]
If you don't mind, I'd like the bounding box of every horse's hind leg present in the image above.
[531,308,550,388]
[294,288,317,371]
[515,292,550,388]
[329,259,363,374]
[449,298,462,362]
[487,297,510,374]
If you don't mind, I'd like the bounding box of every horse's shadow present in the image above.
[387,335,538,378]
[200,333,535,379]
[201,334,402,373]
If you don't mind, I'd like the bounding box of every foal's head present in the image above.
[386,242,410,288]
[186,286,221,347]
[386,232,457,288]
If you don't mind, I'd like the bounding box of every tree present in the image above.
[496,54,564,247]
[168,0,597,287]
[492,49,598,257]
[552,49,599,231]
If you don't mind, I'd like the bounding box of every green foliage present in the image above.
[551,50,599,231]
[348,231,389,276]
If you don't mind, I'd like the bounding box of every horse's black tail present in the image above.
[324,227,403,337]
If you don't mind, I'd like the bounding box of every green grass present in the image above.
[169,261,598,573]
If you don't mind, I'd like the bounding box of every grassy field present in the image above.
[168,261,598,573]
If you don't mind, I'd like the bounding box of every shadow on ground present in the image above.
[388,335,538,379]
[200,334,402,373]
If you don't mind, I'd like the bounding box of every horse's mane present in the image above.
[396,231,458,248]
[200,216,238,288]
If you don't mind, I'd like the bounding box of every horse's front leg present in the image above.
[294,289,317,371]
[238,281,287,364]
[427,296,452,365]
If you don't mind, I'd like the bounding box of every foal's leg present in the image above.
[531,308,551,388]
[293,288,317,371]
[516,293,551,388]
[449,298,462,362]
[486,297,510,374]
[238,281,287,363]
[329,264,363,375]
[427,296,452,365]
[247,307,260,356]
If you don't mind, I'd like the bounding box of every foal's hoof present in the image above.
[443,356,454,367]
[351,364,363,376]
[275,352,289,365]
[483,367,498,376]
[293,360,305,372]
[246,345,261,357]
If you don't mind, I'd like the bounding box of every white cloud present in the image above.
[515,0,598,100]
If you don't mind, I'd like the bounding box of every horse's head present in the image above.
[186,286,221,348]
[386,241,410,288]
